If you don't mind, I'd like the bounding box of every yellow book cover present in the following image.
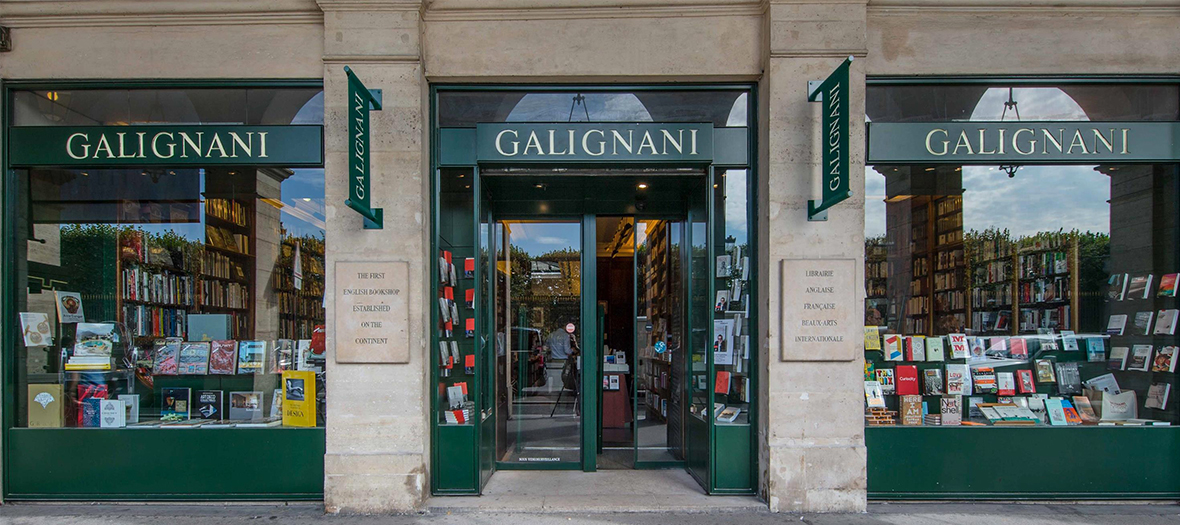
[28,384,64,428]
[282,370,316,427]
[864,325,881,351]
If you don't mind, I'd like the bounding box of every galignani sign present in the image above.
[8,125,323,167]
[344,66,384,229]
[475,123,713,163]
[868,122,1180,164]
[807,57,853,220]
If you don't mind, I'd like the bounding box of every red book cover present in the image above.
[464,258,475,274]
[465,318,475,337]
[456,382,468,395]
[1017,369,1036,394]
[903,337,914,361]
[1009,337,1028,358]
[445,320,453,332]
[715,371,731,394]
[208,340,238,374]
[465,354,475,368]
[442,250,452,264]
[76,384,108,426]
[465,288,475,308]
[895,365,920,395]
[444,287,454,301]
[450,409,466,424]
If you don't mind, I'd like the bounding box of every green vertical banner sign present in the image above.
[344,66,384,229]
[807,56,853,221]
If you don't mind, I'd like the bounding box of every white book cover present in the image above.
[1110,346,1130,371]
[948,333,969,359]
[1128,344,1154,372]
[883,335,903,361]
[910,336,926,362]
[926,336,945,362]
[1060,330,1080,352]
[1146,383,1171,410]
[118,394,140,423]
[1154,309,1179,335]
[99,399,126,428]
[945,364,971,396]
[1106,314,1127,336]
[864,381,885,408]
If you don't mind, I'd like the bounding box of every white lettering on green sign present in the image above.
[494,127,699,158]
[65,130,269,161]
[924,127,1131,157]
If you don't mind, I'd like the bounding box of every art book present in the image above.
[968,337,987,361]
[1109,347,1130,370]
[923,368,944,395]
[177,342,210,375]
[1153,346,1179,373]
[905,336,926,362]
[1072,396,1099,424]
[195,390,223,420]
[76,383,108,427]
[948,333,969,359]
[895,365,919,396]
[1060,399,1083,425]
[99,399,126,428]
[1106,314,1127,336]
[1128,344,1154,372]
[54,290,85,323]
[1134,311,1154,335]
[997,372,1016,396]
[875,369,896,395]
[1045,398,1069,426]
[1146,383,1172,411]
[19,312,53,347]
[1107,273,1128,301]
[883,335,903,361]
[161,387,191,419]
[1159,273,1179,297]
[940,396,962,426]
[1086,338,1106,363]
[1017,369,1036,394]
[1055,362,1082,395]
[1060,331,1080,352]
[229,391,263,421]
[926,336,945,362]
[208,340,238,374]
[272,339,294,373]
[864,361,876,382]
[1154,309,1179,335]
[237,340,266,374]
[1035,359,1056,383]
[945,364,971,396]
[152,341,180,375]
[863,326,881,351]
[28,384,64,428]
[282,370,317,427]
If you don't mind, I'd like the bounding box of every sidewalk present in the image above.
[0,503,1178,524]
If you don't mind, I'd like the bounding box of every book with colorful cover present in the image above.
[895,365,919,396]
[1045,398,1068,426]
[864,381,886,409]
[195,390,223,420]
[1008,338,1028,359]
[77,383,108,427]
[864,360,876,382]
[948,333,969,359]
[272,339,294,373]
[884,335,903,361]
[997,372,1016,396]
[1017,369,1036,394]
[1072,396,1099,423]
[152,341,180,375]
[1153,346,1179,373]
[161,387,191,419]
[968,337,987,360]
[208,340,238,374]
[1086,338,1106,363]
[900,395,923,426]
[237,340,266,374]
[906,336,926,362]
[863,326,881,351]
[945,364,971,396]
[1035,359,1057,383]
[177,342,210,375]
[971,367,997,394]
[875,368,896,395]
[1159,273,1179,297]
[1061,399,1083,425]
[1128,274,1154,300]
[940,396,962,426]
[282,370,317,427]
[1061,331,1080,352]
[1128,344,1153,372]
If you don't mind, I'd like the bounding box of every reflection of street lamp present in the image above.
[568,94,590,122]
[999,88,1021,178]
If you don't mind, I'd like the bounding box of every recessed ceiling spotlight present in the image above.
[637,183,648,189]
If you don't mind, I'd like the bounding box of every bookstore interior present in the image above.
[4,85,328,498]
[431,87,757,495]
[862,81,1180,496]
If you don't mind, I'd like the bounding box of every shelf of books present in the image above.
[436,246,477,426]
[709,240,751,427]
[274,234,326,340]
[639,221,674,425]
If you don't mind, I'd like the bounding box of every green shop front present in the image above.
[428,86,759,495]
[2,82,328,499]
[861,79,1180,499]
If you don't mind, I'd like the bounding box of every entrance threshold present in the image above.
[427,470,765,513]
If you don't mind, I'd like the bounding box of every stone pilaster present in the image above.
[318,0,429,514]
[760,0,868,513]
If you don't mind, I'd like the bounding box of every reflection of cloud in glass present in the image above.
[508,222,579,256]
[292,91,324,125]
[726,93,748,127]
[280,168,326,238]
[864,167,887,238]
[724,170,748,241]
[961,165,1108,237]
[971,88,1087,121]
[507,93,652,122]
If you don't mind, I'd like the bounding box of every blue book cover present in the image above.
[161,387,191,419]
[237,341,267,374]
[81,398,102,427]
[1086,338,1106,363]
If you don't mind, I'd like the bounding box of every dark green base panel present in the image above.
[713,424,754,493]
[6,427,325,500]
[867,427,1180,499]
[434,424,478,494]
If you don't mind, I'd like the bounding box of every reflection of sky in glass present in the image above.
[866,87,1108,238]
[508,94,652,122]
[508,222,580,256]
[724,169,748,242]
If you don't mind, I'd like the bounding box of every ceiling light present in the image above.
[924,167,935,172]
[637,183,648,189]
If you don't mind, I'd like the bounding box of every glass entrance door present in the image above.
[494,220,584,466]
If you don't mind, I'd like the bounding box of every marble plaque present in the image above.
[779,258,858,362]
[334,261,409,363]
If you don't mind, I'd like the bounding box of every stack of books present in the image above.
[63,356,112,371]
[865,407,897,426]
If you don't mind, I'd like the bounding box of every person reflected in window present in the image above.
[546,321,580,361]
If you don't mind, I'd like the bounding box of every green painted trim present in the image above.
[744,85,760,493]
[705,165,717,492]
[4,79,323,90]
[434,84,756,93]
[867,75,1180,85]
[582,213,599,472]
[870,492,1180,501]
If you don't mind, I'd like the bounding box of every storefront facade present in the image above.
[1,0,1178,514]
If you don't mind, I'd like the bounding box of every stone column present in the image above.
[760,0,868,513]
[318,0,430,513]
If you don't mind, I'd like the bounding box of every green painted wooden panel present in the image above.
[435,424,478,493]
[686,414,709,485]
[867,427,1180,499]
[6,428,324,499]
[712,424,753,491]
